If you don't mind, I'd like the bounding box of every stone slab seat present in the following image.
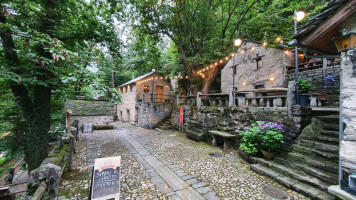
[209,130,236,151]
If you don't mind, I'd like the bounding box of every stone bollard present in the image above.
[287,81,296,119]
[61,133,75,171]
[197,92,202,107]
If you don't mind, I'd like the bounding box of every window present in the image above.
[144,86,149,92]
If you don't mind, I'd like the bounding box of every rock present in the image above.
[28,163,61,199]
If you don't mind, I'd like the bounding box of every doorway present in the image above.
[126,109,130,122]
[156,86,164,102]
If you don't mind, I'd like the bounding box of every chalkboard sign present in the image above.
[91,156,121,200]
[322,75,335,89]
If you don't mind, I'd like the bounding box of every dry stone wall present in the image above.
[137,102,172,128]
[170,106,308,147]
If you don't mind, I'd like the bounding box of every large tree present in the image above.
[0,0,122,170]
[129,0,328,94]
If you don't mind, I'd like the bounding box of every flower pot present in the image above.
[299,94,310,107]
[261,150,276,160]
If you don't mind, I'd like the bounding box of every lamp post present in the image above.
[294,10,305,105]
[232,38,242,106]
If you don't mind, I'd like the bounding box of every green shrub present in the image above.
[298,79,313,94]
[239,121,284,154]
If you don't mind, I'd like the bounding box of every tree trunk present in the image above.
[202,65,222,94]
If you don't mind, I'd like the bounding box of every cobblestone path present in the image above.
[59,122,309,200]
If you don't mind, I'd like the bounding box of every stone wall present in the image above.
[70,115,114,130]
[340,51,356,175]
[65,99,114,115]
[172,106,310,145]
[221,41,295,94]
[286,65,341,107]
[117,73,171,123]
[137,102,172,128]
[117,84,137,122]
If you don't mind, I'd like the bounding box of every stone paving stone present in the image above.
[151,176,165,185]
[149,171,159,177]
[177,172,188,177]
[186,178,198,185]
[175,170,184,173]
[192,182,206,189]
[156,183,173,194]
[197,186,212,194]
[204,192,220,200]
[182,174,198,180]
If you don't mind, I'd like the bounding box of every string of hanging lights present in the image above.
[196,35,297,79]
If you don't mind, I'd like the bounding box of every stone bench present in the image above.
[209,130,236,151]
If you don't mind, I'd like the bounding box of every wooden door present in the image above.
[156,86,163,102]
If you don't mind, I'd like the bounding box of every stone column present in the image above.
[237,94,246,107]
[197,92,202,107]
[229,89,234,107]
[287,81,296,119]
[259,98,266,107]
[340,51,356,177]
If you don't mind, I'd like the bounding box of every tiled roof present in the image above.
[117,71,156,88]
[293,0,349,40]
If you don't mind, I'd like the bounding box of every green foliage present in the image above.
[298,79,313,94]
[239,121,284,154]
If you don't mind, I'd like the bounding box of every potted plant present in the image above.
[298,79,313,107]
[239,121,284,160]
[258,122,285,160]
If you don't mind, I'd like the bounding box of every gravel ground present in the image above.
[59,122,309,200]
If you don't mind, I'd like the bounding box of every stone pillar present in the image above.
[259,98,266,107]
[287,81,296,119]
[275,98,283,107]
[197,92,202,107]
[229,89,233,107]
[218,99,224,107]
[340,51,356,177]
[237,95,246,107]
[266,99,271,107]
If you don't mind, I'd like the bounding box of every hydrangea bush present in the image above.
[239,121,285,154]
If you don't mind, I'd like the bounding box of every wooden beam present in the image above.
[301,1,356,46]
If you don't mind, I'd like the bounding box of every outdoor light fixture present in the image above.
[262,42,268,47]
[295,11,305,22]
[231,38,242,106]
[219,60,223,63]
[210,65,213,68]
[332,32,356,53]
[186,76,188,78]
[215,62,218,66]
[231,53,235,57]
[241,50,245,54]
[285,50,289,55]
[333,31,356,75]
[234,38,242,46]
[270,77,275,81]
[276,37,282,42]
[251,47,255,51]
[242,82,247,86]
[225,56,229,61]
[294,10,306,105]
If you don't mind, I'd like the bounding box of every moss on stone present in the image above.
[53,144,68,166]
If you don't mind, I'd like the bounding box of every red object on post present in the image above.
[179,107,183,124]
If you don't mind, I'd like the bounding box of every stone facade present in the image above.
[136,102,172,128]
[65,99,114,128]
[221,41,296,94]
[116,71,171,124]
[340,12,356,180]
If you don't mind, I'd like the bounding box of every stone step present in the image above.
[276,154,338,174]
[321,130,339,137]
[315,115,339,124]
[273,157,338,185]
[291,145,338,161]
[159,125,172,130]
[315,135,339,143]
[253,158,331,191]
[250,164,335,200]
[322,123,339,131]
[299,139,339,153]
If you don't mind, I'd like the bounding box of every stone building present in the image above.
[116,69,172,126]
[221,41,298,94]
[291,0,356,198]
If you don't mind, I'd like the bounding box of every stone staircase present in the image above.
[157,118,172,130]
[251,114,340,200]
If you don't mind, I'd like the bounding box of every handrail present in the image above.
[237,88,288,93]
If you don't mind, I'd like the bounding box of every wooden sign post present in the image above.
[91,156,121,200]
